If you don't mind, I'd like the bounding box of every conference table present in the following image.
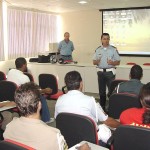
[28,62,150,93]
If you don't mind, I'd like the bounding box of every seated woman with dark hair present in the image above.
[120,82,150,128]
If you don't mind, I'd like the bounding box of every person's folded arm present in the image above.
[113,60,120,66]
[0,101,16,108]
[107,60,120,66]
[103,117,120,128]
[90,97,120,128]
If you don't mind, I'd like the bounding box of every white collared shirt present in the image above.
[55,90,108,127]
[93,45,120,69]
[7,69,30,86]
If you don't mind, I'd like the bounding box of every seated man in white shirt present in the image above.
[7,57,51,94]
[55,71,120,144]
[4,82,67,150]
[7,57,52,123]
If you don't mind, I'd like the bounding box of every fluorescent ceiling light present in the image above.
[78,1,87,4]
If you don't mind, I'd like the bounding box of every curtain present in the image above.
[0,3,4,61]
[7,8,59,59]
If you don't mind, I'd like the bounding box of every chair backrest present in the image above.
[0,113,4,140]
[39,74,58,95]
[62,85,68,94]
[0,139,35,150]
[143,63,150,66]
[126,62,136,65]
[108,79,128,97]
[56,113,98,148]
[24,72,34,82]
[0,71,6,81]
[0,81,17,102]
[108,93,142,119]
[112,125,150,150]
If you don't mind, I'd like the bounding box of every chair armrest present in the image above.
[107,134,114,147]
[0,113,4,122]
[62,86,67,94]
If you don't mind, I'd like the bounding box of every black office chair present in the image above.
[0,81,17,102]
[39,74,63,100]
[62,85,68,94]
[0,113,4,140]
[108,79,128,97]
[24,72,34,82]
[0,139,35,150]
[110,125,150,150]
[0,71,6,81]
[56,113,98,148]
[108,93,142,119]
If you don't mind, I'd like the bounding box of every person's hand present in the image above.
[93,59,100,65]
[43,88,53,94]
[0,101,16,108]
[41,88,53,94]
[97,54,101,64]
[97,59,101,64]
[107,59,114,65]
[78,143,91,150]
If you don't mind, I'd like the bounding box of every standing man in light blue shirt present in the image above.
[93,33,120,111]
[58,32,75,61]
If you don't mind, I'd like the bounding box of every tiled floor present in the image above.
[46,100,57,127]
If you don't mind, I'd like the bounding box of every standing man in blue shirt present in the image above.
[58,32,75,61]
[93,33,120,111]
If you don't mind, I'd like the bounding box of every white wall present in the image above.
[60,10,102,63]
[0,59,15,74]
[60,10,150,65]
[0,9,149,74]
[119,56,150,65]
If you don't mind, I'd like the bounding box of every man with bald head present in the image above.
[58,32,75,61]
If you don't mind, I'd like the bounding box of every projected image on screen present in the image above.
[103,8,150,55]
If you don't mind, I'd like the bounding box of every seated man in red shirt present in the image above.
[120,82,150,128]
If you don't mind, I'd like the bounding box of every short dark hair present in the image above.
[130,65,143,80]
[15,57,27,69]
[65,71,82,91]
[64,32,70,36]
[15,82,41,117]
[101,33,110,39]
[139,82,150,124]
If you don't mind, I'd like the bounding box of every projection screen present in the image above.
[101,7,150,56]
